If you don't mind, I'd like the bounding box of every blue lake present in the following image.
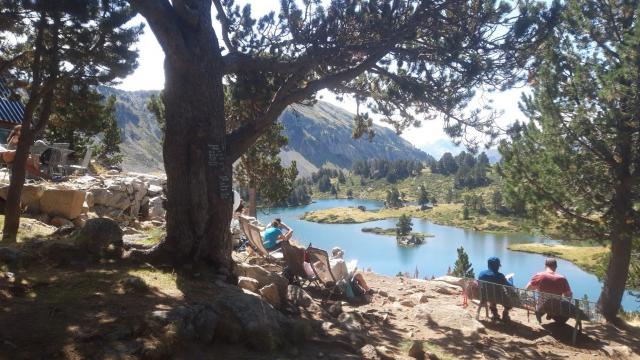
[258,199,639,311]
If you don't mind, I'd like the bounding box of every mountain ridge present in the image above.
[104,88,429,176]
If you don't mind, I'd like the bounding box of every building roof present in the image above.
[0,80,24,125]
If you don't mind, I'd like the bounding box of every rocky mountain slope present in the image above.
[99,87,164,173]
[104,88,428,176]
[279,101,428,176]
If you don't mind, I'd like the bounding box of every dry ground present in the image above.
[1,248,638,359]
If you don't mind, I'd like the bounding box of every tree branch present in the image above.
[226,51,387,160]
[128,0,187,57]
[212,0,235,53]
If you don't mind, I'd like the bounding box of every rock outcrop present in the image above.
[0,173,167,230]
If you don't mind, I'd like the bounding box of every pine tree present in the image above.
[338,171,346,184]
[346,189,353,199]
[417,185,429,206]
[396,214,413,238]
[96,96,123,167]
[492,190,503,212]
[386,187,402,208]
[0,1,141,242]
[446,188,455,203]
[499,0,640,321]
[462,206,470,220]
[452,247,474,278]
[45,84,118,155]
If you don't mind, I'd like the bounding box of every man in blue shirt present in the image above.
[478,257,513,322]
[262,219,293,250]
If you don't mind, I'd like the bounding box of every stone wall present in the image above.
[0,173,167,228]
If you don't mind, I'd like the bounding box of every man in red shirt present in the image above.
[526,258,573,323]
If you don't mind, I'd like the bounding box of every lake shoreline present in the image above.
[300,204,533,235]
[299,204,640,294]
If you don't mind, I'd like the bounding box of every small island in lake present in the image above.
[361,226,433,238]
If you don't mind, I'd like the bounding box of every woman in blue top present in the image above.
[262,219,294,250]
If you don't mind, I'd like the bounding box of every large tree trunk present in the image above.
[598,176,634,321]
[139,26,233,276]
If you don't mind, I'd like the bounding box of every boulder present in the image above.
[234,263,288,300]
[400,298,416,307]
[238,276,260,293]
[91,189,131,210]
[50,216,73,228]
[338,312,362,331]
[259,283,281,307]
[120,277,149,293]
[375,346,395,359]
[432,282,461,295]
[85,191,95,208]
[286,285,313,308]
[359,345,380,360]
[410,292,429,304]
[412,303,484,337]
[149,196,165,219]
[0,184,44,213]
[214,291,291,351]
[76,218,123,256]
[433,276,465,287]
[148,184,163,196]
[40,189,86,219]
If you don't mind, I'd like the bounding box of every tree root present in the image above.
[124,238,174,265]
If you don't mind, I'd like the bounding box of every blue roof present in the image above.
[0,80,24,125]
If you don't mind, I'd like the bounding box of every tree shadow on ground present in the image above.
[425,318,565,360]
[0,257,182,360]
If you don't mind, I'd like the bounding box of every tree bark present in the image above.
[134,10,233,275]
[2,12,57,242]
[248,186,257,217]
[598,122,634,321]
[598,188,633,322]
[2,126,34,242]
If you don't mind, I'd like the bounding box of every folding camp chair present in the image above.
[306,246,346,298]
[281,241,319,287]
[245,223,284,262]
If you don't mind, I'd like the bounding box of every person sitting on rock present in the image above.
[329,247,372,296]
[262,219,293,251]
[477,256,513,322]
[526,258,573,323]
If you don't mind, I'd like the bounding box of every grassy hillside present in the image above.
[508,243,609,279]
[314,167,500,205]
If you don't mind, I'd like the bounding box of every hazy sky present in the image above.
[117,1,528,151]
